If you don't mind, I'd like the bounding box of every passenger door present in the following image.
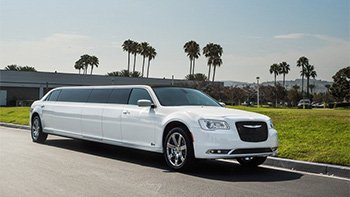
[102,88,131,143]
[81,89,112,140]
[41,89,61,132]
[121,88,156,148]
[52,88,91,136]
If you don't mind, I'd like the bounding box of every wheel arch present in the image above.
[31,112,40,123]
[162,121,194,151]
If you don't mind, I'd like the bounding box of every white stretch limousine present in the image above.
[30,85,278,170]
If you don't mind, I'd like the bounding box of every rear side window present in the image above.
[87,89,112,103]
[47,90,61,101]
[108,88,131,104]
[128,88,152,105]
[57,89,92,102]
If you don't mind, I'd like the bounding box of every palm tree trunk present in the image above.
[133,54,137,73]
[274,74,277,107]
[189,58,192,75]
[283,74,285,88]
[141,55,145,77]
[192,59,195,75]
[306,77,310,98]
[79,69,81,74]
[208,65,211,81]
[301,75,304,97]
[127,52,130,73]
[90,66,93,75]
[212,66,216,82]
[147,59,151,78]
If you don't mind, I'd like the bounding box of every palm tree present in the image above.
[270,63,281,107]
[130,41,140,73]
[139,42,150,77]
[203,43,214,80]
[146,46,157,78]
[89,56,99,75]
[303,64,317,98]
[203,43,223,81]
[279,61,290,88]
[122,39,133,73]
[212,56,222,82]
[297,56,309,97]
[79,54,91,74]
[183,40,200,75]
[270,63,281,87]
[74,59,84,74]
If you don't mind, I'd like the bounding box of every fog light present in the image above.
[206,149,230,154]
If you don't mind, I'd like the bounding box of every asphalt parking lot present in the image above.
[0,126,349,197]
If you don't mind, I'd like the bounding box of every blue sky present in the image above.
[0,0,349,82]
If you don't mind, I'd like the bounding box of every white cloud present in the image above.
[274,33,306,39]
[274,33,347,43]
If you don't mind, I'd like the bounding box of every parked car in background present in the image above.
[312,102,325,108]
[297,99,311,109]
[30,85,278,171]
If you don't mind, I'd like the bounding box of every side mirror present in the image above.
[219,102,226,107]
[137,99,153,107]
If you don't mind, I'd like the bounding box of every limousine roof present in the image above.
[54,85,153,89]
[53,85,190,90]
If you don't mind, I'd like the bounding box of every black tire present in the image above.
[163,127,194,171]
[237,156,267,168]
[31,115,48,143]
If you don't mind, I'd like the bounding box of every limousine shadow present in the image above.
[44,137,302,182]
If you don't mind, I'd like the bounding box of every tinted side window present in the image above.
[87,89,112,103]
[57,89,92,102]
[108,88,131,104]
[47,90,61,101]
[128,88,152,105]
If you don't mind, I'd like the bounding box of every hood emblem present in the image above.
[243,125,262,129]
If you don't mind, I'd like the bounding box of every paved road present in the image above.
[0,126,349,197]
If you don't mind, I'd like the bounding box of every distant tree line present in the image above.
[179,66,348,107]
[268,56,318,106]
[4,65,37,72]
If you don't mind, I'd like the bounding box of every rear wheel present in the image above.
[164,127,194,171]
[31,115,47,143]
[237,156,267,167]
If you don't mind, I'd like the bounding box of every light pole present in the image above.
[256,77,260,108]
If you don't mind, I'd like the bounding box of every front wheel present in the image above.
[164,127,194,171]
[237,156,267,167]
[31,115,47,143]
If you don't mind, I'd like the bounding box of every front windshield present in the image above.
[153,87,220,107]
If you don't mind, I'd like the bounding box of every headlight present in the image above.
[267,119,274,129]
[198,119,230,131]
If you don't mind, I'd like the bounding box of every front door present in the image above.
[121,88,156,148]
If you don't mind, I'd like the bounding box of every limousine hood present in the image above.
[170,106,270,121]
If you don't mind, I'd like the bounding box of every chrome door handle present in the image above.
[122,111,130,115]
[41,105,45,108]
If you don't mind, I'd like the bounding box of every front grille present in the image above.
[230,148,272,155]
[235,121,268,142]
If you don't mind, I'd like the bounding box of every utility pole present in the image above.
[256,77,260,108]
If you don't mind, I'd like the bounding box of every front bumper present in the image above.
[192,127,278,159]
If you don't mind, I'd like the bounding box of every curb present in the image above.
[265,157,350,179]
[0,122,30,130]
[1,122,349,179]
